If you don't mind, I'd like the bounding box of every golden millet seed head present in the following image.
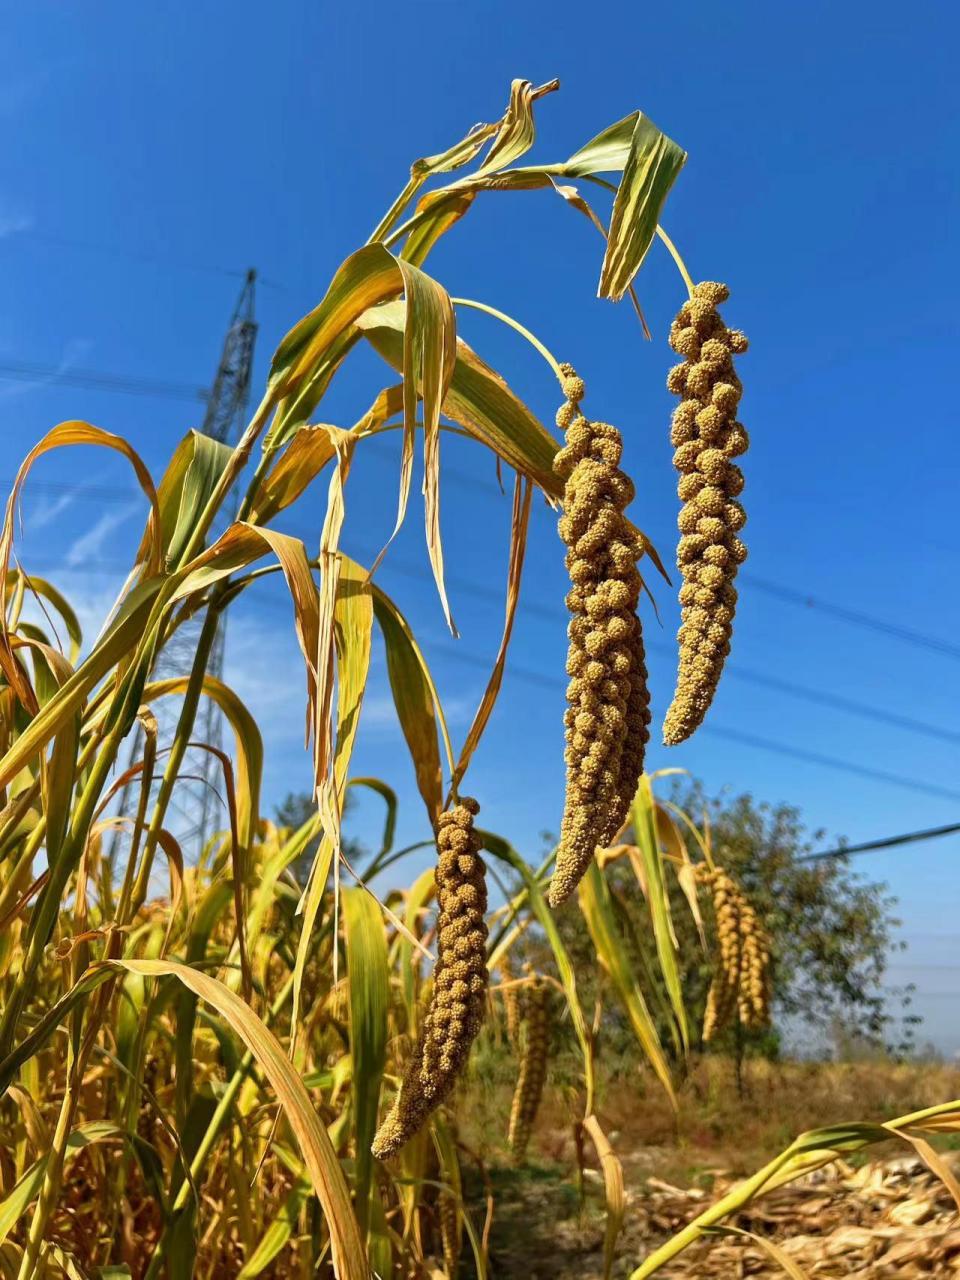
[727,329,749,354]
[562,372,585,404]
[662,281,748,751]
[694,281,730,305]
[372,800,487,1159]
[556,401,577,431]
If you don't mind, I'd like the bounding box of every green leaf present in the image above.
[371,583,447,825]
[343,886,389,1237]
[157,430,235,567]
[579,863,676,1110]
[481,833,595,1110]
[113,960,367,1280]
[237,1180,311,1278]
[0,578,163,791]
[598,113,686,301]
[631,778,688,1053]
[9,575,83,663]
[563,112,650,175]
[0,1122,123,1244]
[357,301,560,498]
[264,245,454,463]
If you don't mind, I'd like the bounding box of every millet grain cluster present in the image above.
[372,799,488,1158]
[438,1190,460,1278]
[508,979,550,1159]
[499,955,521,1050]
[664,282,749,746]
[697,863,770,1041]
[549,366,651,908]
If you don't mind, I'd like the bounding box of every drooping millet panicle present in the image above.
[737,893,772,1031]
[698,864,742,1043]
[500,955,521,1050]
[508,979,550,1159]
[697,862,771,1041]
[372,799,488,1159]
[438,1189,460,1278]
[549,365,651,908]
[663,282,749,747]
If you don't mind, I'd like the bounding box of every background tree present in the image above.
[522,779,915,1069]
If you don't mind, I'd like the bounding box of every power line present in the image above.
[5,384,958,788]
[741,572,960,662]
[799,822,960,864]
[423,640,960,805]
[9,228,287,290]
[3,345,957,663]
[0,358,207,403]
[9,494,960,747]
[694,723,960,804]
[15,531,960,772]
[19,544,955,806]
[365,549,960,749]
[716,665,960,748]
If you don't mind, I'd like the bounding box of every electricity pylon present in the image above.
[114,271,258,863]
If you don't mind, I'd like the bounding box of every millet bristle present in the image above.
[507,979,550,1159]
[663,282,749,747]
[371,799,488,1159]
[549,365,651,908]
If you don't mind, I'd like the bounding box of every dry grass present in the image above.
[467,1057,960,1181]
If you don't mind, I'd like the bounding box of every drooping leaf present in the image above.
[630,777,688,1053]
[357,301,560,498]
[112,960,366,1280]
[452,475,531,789]
[157,430,235,567]
[371,583,447,825]
[583,1115,625,1280]
[5,574,83,663]
[476,77,560,176]
[264,245,454,472]
[598,113,687,301]
[578,862,676,1110]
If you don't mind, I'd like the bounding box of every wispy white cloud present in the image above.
[65,502,139,568]
[15,567,127,656]
[24,490,76,531]
[0,336,93,401]
[0,208,32,238]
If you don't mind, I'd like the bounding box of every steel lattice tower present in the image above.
[116,271,258,862]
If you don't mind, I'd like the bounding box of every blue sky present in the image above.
[3,3,959,1047]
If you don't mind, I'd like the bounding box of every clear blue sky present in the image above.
[3,3,959,1047]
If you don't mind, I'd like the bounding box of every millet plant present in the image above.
[2,77,927,1280]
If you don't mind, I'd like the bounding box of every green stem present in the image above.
[17,1048,83,1279]
[450,297,563,382]
[143,972,296,1280]
[0,708,132,1056]
[655,226,695,298]
[128,607,220,917]
[367,174,427,245]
